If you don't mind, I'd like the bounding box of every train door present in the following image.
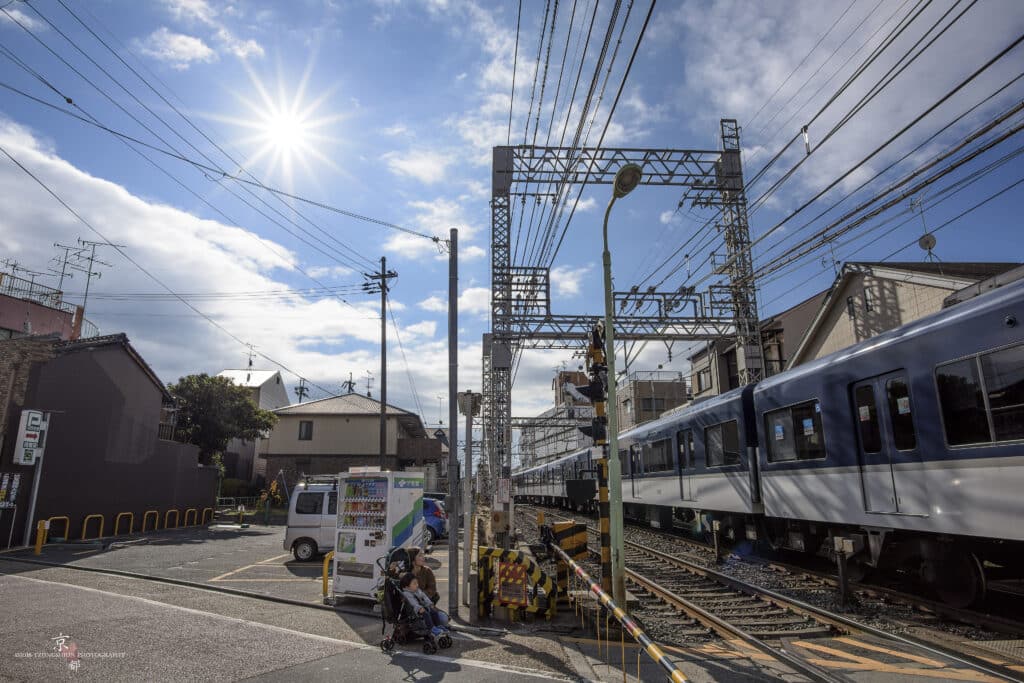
[629,445,641,498]
[677,429,696,501]
[853,372,926,514]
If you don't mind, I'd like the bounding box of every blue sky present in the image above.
[1,0,1023,433]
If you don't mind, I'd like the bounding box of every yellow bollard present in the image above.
[537,510,545,526]
[81,514,104,541]
[322,551,334,597]
[142,510,159,532]
[33,520,48,555]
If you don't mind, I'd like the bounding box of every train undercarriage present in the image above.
[517,492,1016,608]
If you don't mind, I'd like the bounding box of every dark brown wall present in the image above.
[1,340,216,546]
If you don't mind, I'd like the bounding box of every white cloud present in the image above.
[164,0,217,24]
[416,287,489,316]
[384,197,483,261]
[134,28,216,70]
[458,287,490,315]
[549,264,592,297]
[461,244,486,261]
[0,7,46,32]
[161,0,263,61]
[381,149,451,184]
[0,118,389,398]
[418,296,446,312]
[572,197,597,213]
[214,27,264,59]
[307,265,354,279]
[404,320,437,338]
[381,123,410,137]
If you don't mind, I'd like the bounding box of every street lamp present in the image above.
[602,163,642,606]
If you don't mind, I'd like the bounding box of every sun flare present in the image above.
[214,61,348,191]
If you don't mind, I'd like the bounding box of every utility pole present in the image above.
[76,239,120,319]
[342,373,355,394]
[447,228,458,614]
[364,258,397,470]
[294,378,309,402]
[458,390,481,607]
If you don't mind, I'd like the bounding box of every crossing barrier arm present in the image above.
[544,530,688,683]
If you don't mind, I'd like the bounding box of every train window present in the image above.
[854,385,882,453]
[642,439,672,472]
[676,429,693,469]
[886,379,916,450]
[937,358,992,445]
[764,400,825,462]
[705,421,740,467]
[981,344,1024,441]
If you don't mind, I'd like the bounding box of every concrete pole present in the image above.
[379,256,388,471]
[447,228,459,614]
[602,197,627,606]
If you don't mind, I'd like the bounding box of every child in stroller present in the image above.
[378,547,453,654]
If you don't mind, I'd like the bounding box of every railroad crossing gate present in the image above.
[477,547,556,620]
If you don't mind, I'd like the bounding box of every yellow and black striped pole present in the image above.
[597,456,612,594]
[548,542,687,683]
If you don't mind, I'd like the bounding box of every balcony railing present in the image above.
[0,273,99,339]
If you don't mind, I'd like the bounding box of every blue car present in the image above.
[423,498,448,546]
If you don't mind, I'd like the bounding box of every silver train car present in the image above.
[515,277,1024,605]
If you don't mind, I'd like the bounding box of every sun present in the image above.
[213,60,348,192]
[263,110,306,153]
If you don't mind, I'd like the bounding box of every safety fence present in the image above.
[34,507,215,545]
[545,527,688,683]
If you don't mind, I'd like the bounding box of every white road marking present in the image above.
[0,572,576,681]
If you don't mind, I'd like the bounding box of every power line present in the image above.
[0,142,343,398]
[50,0,379,269]
[0,40,369,315]
[386,299,426,422]
[507,0,523,146]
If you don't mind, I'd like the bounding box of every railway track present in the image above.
[522,504,1024,682]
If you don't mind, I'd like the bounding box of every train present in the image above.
[514,276,1024,606]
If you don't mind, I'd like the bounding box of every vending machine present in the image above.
[332,469,424,600]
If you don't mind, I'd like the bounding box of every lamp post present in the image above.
[603,163,642,607]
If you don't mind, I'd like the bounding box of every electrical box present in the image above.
[332,469,424,600]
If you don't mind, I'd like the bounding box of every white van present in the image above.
[283,482,337,561]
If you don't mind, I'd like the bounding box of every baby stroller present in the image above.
[377,547,453,654]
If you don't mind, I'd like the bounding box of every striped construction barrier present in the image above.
[548,540,688,683]
[551,520,588,560]
[477,546,557,621]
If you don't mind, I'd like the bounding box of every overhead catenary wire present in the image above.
[678,29,1024,297]
[0,142,343,398]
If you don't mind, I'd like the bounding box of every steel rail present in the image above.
[623,567,843,683]
[628,541,1024,683]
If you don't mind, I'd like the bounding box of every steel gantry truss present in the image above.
[485,119,764,497]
